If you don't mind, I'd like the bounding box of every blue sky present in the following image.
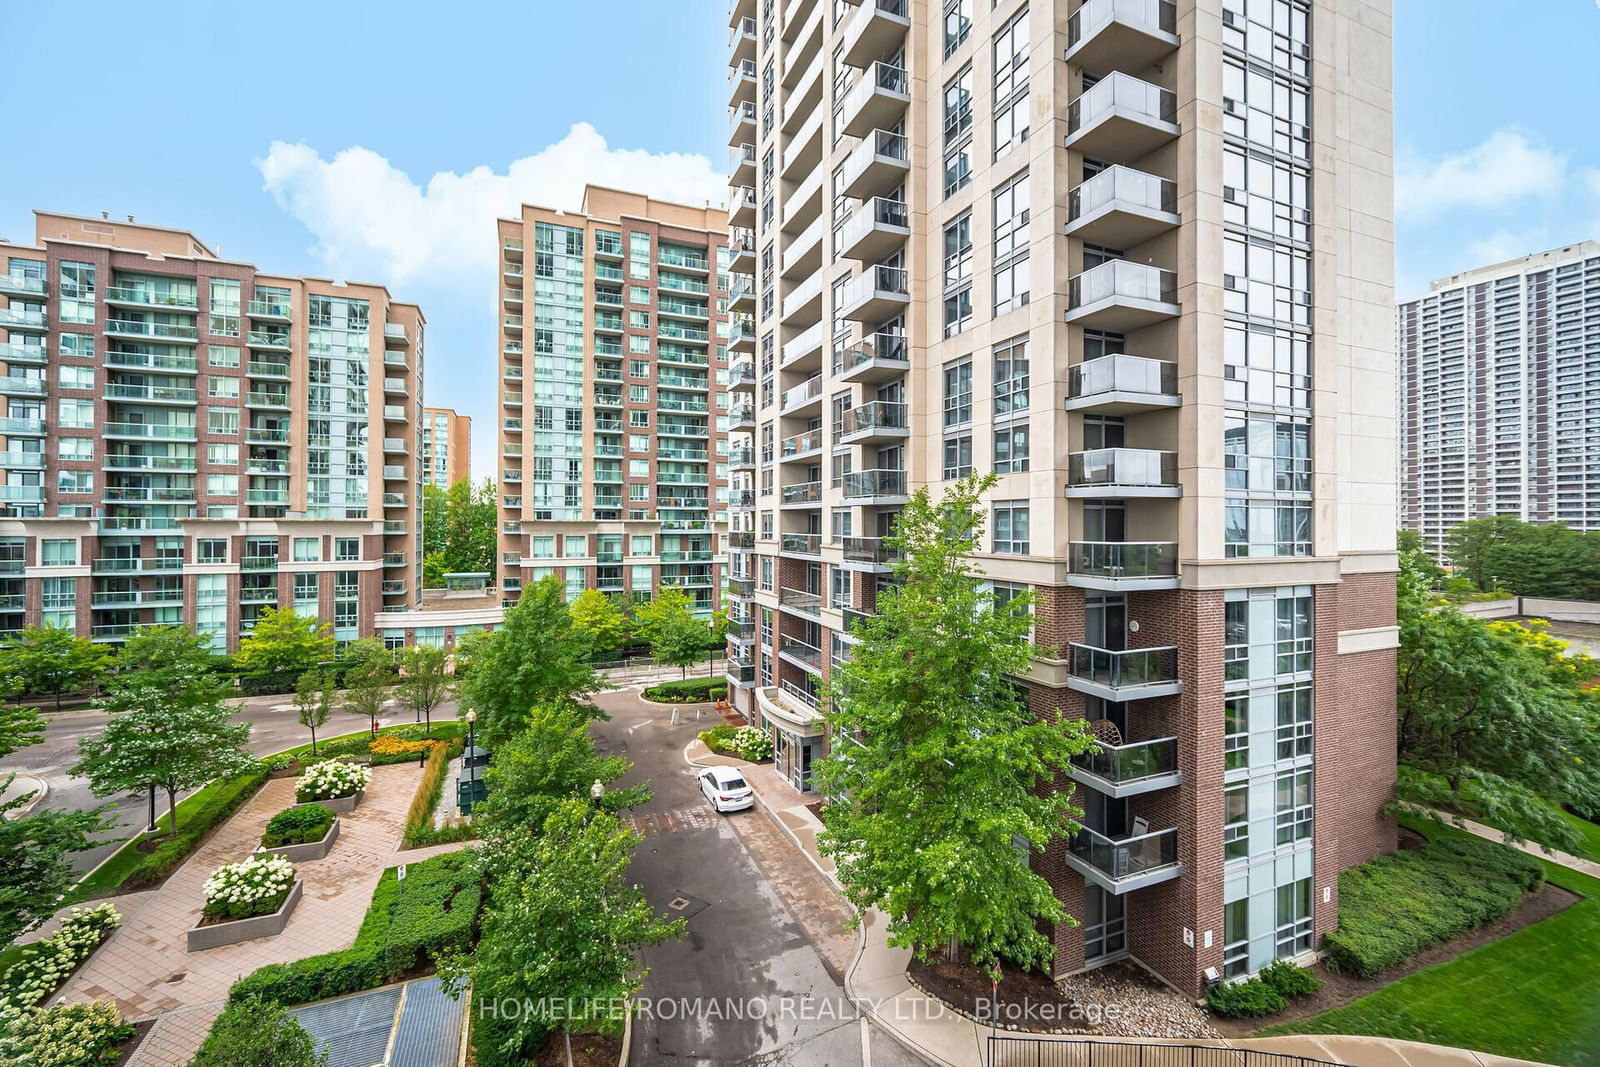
[4,0,1598,476]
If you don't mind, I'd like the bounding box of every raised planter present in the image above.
[186,878,303,952]
[258,816,340,863]
[296,789,363,815]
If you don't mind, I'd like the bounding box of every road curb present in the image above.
[1,771,48,818]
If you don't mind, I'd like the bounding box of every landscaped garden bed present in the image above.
[0,999,138,1067]
[0,903,122,1014]
[643,677,727,704]
[294,759,370,813]
[531,1029,624,1067]
[907,951,1079,1033]
[258,804,340,862]
[188,854,302,951]
[698,723,772,761]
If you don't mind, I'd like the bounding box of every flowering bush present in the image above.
[370,735,434,762]
[0,1000,133,1067]
[730,725,773,761]
[295,759,371,802]
[202,854,296,922]
[0,903,122,1012]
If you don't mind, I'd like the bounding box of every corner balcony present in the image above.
[841,0,910,67]
[1065,354,1178,413]
[1065,71,1178,165]
[727,360,756,396]
[1066,825,1181,894]
[729,276,756,314]
[726,659,756,687]
[729,14,757,63]
[781,216,825,279]
[839,197,909,263]
[728,58,757,107]
[1067,643,1181,701]
[838,264,910,323]
[842,468,907,505]
[836,332,910,384]
[1066,260,1179,331]
[781,321,825,371]
[729,186,757,229]
[841,535,899,571]
[756,682,825,736]
[1066,165,1179,247]
[729,232,756,273]
[839,61,909,138]
[838,400,908,446]
[730,141,757,186]
[1068,541,1179,591]
[383,323,410,345]
[729,404,756,432]
[781,272,824,328]
[1070,736,1181,799]
[1066,0,1178,73]
[1066,448,1179,498]
[728,316,756,353]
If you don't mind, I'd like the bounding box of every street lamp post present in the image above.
[467,710,478,795]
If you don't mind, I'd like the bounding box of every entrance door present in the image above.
[1082,886,1127,962]
[798,738,816,791]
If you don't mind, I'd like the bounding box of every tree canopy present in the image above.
[633,588,707,678]
[234,608,335,675]
[397,644,452,736]
[423,478,497,586]
[816,473,1096,979]
[568,588,629,661]
[1441,516,1600,599]
[0,625,111,709]
[474,703,650,834]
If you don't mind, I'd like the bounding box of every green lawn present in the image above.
[1263,821,1600,1065]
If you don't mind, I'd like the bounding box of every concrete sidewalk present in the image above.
[693,740,1558,1067]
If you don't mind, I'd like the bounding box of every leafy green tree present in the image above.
[569,588,628,661]
[341,639,394,739]
[1397,529,1444,590]
[190,998,327,1067]
[1,624,111,710]
[422,482,449,556]
[0,702,46,755]
[397,644,452,736]
[816,473,1097,980]
[72,684,256,837]
[474,704,650,834]
[634,588,705,679]
[1440,515,1600,598]
[294,670,332,756]
[441,477,498,579]
[423,552,448,589]
[110,626,232,712]
[234,607,335,675]
[443,802,683,1067]
[459,575,601,749]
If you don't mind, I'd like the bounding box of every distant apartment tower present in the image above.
[495,187,731,615]
[0,212,424,650]
[721,0,1397,994]
[422,406,472,487]
[1399,241,1600,557]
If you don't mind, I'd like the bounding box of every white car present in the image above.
[698,766,754,814]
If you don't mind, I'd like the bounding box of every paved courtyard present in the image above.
[53,761,443,1065]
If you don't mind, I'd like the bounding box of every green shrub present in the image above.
[1259,958,1321,998]
[1207,977,1287,1017]
[644,677,727,703]
[1324,832,1544,978]
[698,723,736,751]
[261,805,335,849]
[239,671,301,697]
[191,999,325,1067]
[0,1000,133,1067]
[698,723,769,760]
[226,851,480,1007]
[123,766,270,890]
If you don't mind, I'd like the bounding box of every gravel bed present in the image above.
[1055,962,1224,1040]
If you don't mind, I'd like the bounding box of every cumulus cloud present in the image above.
[257,123,727,287]
[1396,129,1566,223]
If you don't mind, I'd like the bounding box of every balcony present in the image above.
[781,428,823,460]
[728,316,756,353]
[729,447,755,471]
[729,13,757,61]
[1066,260,1179,331]
[836,332,910,384]
[838,264,910,323]
[729,232,756,273]
[1068,541,1179,591]
[105,318,198,342]
[726,660,757,687]
[781,166,825,232]
[384,350,408,369]
[729,101,757,145]
[248,297,292,320]
[728,57,757,107]
[756,683,825,735]
[727,360,756,394]
[1066,0,1179,73]
[105,454,194,472]
[0,376,44,397]
[104,382,198,405]
[384,323,410,345]
[0,485,44,504]
[1070,736,1181,798]
[780,481,822,508]
[1066,165,1179,247]
[728,186,757,229]
[781,216,825,280]
[779,374,822,415]
[0,417,44,436]
[0,308,47,332]
[104,286,199,311]
[729,276,756,314]
[838,400,908,445]
[839,197,910,263]
[841,535,899,570]
[247,390,291,409]
[383,581,408,596]
[725,575,755,598]
[1067,643,1181,701]
[0,450,44,469]
[1066,825,1181,894]
[1067,448,1179,498]
[841,0,909,66]
[778,587,824,620]
[383,405,409,422]
[727,530,755,549]
[730,141,757,185]
[0,273,45,299]
[729,404,756,432]
[781,321,825,371]
[841,129,910,201]
[779,634,823,674]
[780,532,822,557]
[247,426,291,445]
[0,343,45,365]
[839,61,909,138]
[1065,354,1179,414]
[248,360,291,379]
[246,330,291,351]
[1065,72,1178,164]
[842,468,907,504]
[383,437,407,454]
[781,110,824,183]
[105,422,197,441]
[781,272,824,328]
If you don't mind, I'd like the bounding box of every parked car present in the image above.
[698,765,754,813]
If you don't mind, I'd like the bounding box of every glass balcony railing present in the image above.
[779,587,823,615]
[105,319,198,340]
[780,635,823,669]
[1069,541,1178,580]
[1068,643,1179,691]
[837,332,909,374]
[1073,736,1178,787]
[780,532,822,555]
[780,375,822,409]
[1069,165,1177,223]
[1067,448,1177,490]
[841,536,899,565]
[1069,825,1179,883]
[1068,71,1177,136]
[105,286,199,309]
[1069,260,1177,311]
[841,468,906,499]
[781,481,822,505]
[782,428,824,457]
[1068,354,1177,401]
[839,400,907,436]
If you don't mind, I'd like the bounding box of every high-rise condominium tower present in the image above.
[721,0,1397,994]
[495,187,731,615]
[0,212,424,650]
[1399,241,1600,558]
[422,406,472,488]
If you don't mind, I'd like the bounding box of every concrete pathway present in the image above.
[1428,808,1600,879]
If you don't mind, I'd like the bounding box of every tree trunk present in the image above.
[310,726,318,757]
[55,687,62,712]
[166,787,179,836]
[424,708,432,738]
[563,1028,574,1067]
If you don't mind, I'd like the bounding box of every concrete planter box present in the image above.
[295,788,363,815]
[258,816,340,863]
[186,878,303,952]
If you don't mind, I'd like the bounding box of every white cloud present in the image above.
[257,123,727,287]
[1463,226,1554,268]
[1396,129,1566,223]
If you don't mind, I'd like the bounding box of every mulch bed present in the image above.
[1212,878,1581,1036]
[908,952,1078,1031]
[805,800,826,822]
[110,1020,154,1067]
[532,1030,623,1066]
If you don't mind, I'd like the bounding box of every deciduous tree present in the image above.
[474,703,650,835]
[569,588,628,661]
[294,670,332,756]
[633,588,705,679]
[341,639,394,739]
[234,607,335,676]
[1,625,111,710]
[397,644,452,736]
[816,473,1097,979]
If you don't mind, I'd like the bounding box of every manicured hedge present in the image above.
[226,851,480,1007]
[122,766,271,890]
[236,656,398,696]
[260,805,335,849]
[1324,832,1544,978]
[644,677,727,703]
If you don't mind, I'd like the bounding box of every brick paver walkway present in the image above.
[54,763,426,1065]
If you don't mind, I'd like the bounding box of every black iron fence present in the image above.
[986,1037,1352,1067]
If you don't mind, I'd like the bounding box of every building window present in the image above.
[943,213,973,338]
[1275,769,1313,845]
[1276,878,1314,958]
[1224,784,1249,860]
[1224,695,1248,772]
[58,399,94,429]
[58,365,93,390]
[942,434,972,480]
[1276,681,1313,760]
[943,359,972,428]
[208,345,241,368]
[830,566,852,611]
[335,538,361,562]
[759,556,774,592]
[41,539,76,566]
[58,471,93,495]
[1276,593,1313,673]
[292,537,321,563]
[993,169,1031,315]
[993,336,1029,416]
[942,65,974,196]
[293,572,320,614]
[197,538,228,564]
[993,424,1029,474]
[1223,899,1249,978]
[992,502,1029,553]
[992,7,1030,158]
[208,409,239,436]
[943,0,971,56]
[41,577,75,630]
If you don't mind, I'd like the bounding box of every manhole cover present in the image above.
[662,892,710,920]
[164,973,186,984]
